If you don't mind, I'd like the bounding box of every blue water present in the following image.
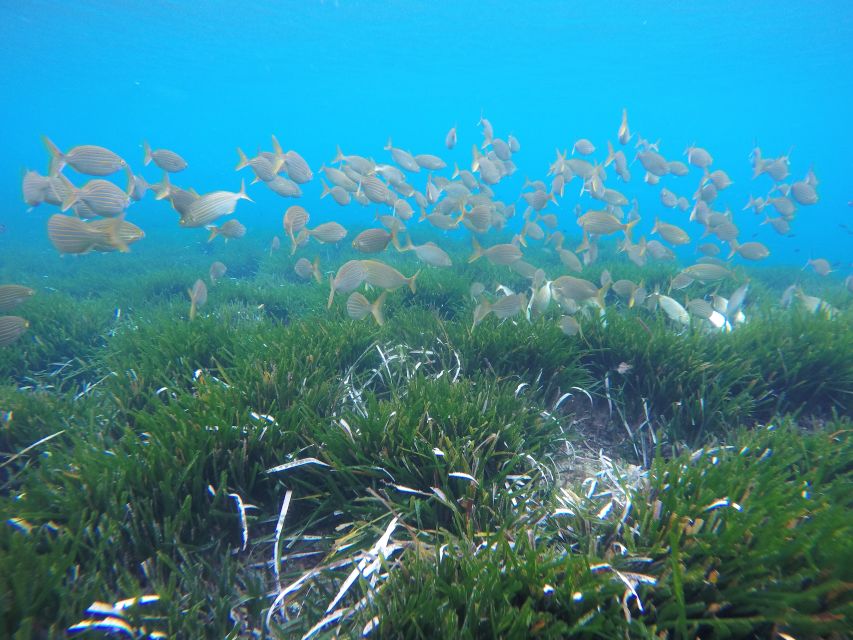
[1,1,851,266]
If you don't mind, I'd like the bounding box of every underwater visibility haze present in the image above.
[0,1,851,637]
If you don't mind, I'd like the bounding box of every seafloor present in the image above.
[1,231,850,638]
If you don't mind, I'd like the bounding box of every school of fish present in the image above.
[11,110,850,344]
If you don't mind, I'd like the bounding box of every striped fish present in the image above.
[328,260,366,308]
[188,280,207,321]
[60,175,130,217]
[47,214,129,254]
[359,175,393,204]
[87,218,145,252]
[42,136,129,178]
[346,291,386,326]
[0,316,29,347]
[306,221,347,244]
[236,148,276,182]
[0,285,35,312]
[143,141,187,172]
[360,260,417,293]
[284,151,312,183]
[22,170,49,207]
[267,176,302,198]
[180,180,252,228]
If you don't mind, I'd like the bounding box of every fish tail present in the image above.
[235,147,249,171]
[467,236,483,263]
[623,217,640,243]
[333,145,345,164]
[189,297,197,321]
[238,178,253,202]
[327,274,335,309]
[143,140,152,166]
[390,227,403,252]
[418,206,427,222]
[206,226,219,243]
[271,134,283,157]
[312,257,322,284]
[154,172,172,200]
[320,180,331,199]
[383,137,392,151]
[452,162,460,179]
[596,282,611,309]
[42,136,64,176]
[408,270,419,294]
[604,140,615,167]
[370,291,387,326]
[726,239,739,259]
[108,214,129,253]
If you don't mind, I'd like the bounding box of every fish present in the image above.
[681,263,732,282]
[47,213,130,254]
[660,188,678,208]
[804,258,832,276]
[728,240,770,261]
[305,221,347,244]
[384,138,420,172]
[686,298,715,320]
[393,230,452,267]
[472,292,528,328]
[0,316,29,347]
[346,291,387,326]
[359,175,394,204]
[618,108,631,145]
[468,237,523,265]
[415,154,446,170]
[22,170,49,207]
[352,228,392,254]
[295,257,322,284]
[270,235,281,255]
[320,180,352,206]
[319,164,358,192]
[207,219,246,242]
[283,205,310,244]
[283,151,313,183]
[59,175,131,217]
[790,180,818,205]
[360,260,418,293]
[577,210,640,240]
[236,148,277,183]
[209,261,227,284]
[42,136,130,178]
[685,144,713,168]
[651,218,691,246]
[551,275,601,302]
[559,315,581,336]
[188,279,208,321]
[266,176,302,198]
[653,293,690,325]
[143,141,187,172]
[726,282,749,318]
[328,260,366,308]
[0,285,35,312]
[445,126,457,150]
[181,180,252,228]
[508,134,521,153]
[572,139,595,155]
[87,218,145,252]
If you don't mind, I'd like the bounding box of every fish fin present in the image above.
[154,173,172,200]
[408,270,419,294]
[383,137,392,151]
[390,227,403,252]
[370,291,387,326]
[467,236,483,263]
[42,136,64,176]
[58,174,78,211]
[312,257,322,284]
[143,140,152,166]
[107,213,129,253]
[605,140,615,167]
[327,274,335,309]
[189,297,197,321]
[238,178,253,202]
[235,148,249,171]
[452,162,460,179]
[623,217,640,243]
[271,134,283,156]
